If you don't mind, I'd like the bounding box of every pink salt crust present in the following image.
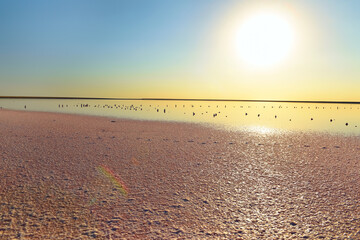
[0,109,359,239]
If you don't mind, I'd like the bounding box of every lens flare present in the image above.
[97,165,129,196]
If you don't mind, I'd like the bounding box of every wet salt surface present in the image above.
[0,109,359,239]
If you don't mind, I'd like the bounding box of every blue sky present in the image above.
[0,0,359,100]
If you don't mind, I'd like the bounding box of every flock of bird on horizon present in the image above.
[48,103,358,128]
[0,102,358,129]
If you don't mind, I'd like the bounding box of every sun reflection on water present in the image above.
[244,126,278,135]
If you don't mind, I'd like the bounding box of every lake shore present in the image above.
[0,109,359,239]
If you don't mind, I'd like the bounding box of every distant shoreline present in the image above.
[0,96,359,104]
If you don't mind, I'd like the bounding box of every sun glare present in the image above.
[236,10,296,69]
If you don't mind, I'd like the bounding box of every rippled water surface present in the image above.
[0,99,359,135]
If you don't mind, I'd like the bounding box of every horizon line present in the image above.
[0,96,360,104]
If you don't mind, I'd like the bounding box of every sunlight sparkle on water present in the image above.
[246,126,277,135]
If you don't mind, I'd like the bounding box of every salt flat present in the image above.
[0,109,359,239]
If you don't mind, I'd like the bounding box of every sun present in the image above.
[236,10,296,69]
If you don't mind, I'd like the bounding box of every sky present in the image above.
[0,0,359,101]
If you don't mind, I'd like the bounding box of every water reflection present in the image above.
[244,126,278,135]
[0,99,359,135]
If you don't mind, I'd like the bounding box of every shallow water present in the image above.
[0,98,359,135]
